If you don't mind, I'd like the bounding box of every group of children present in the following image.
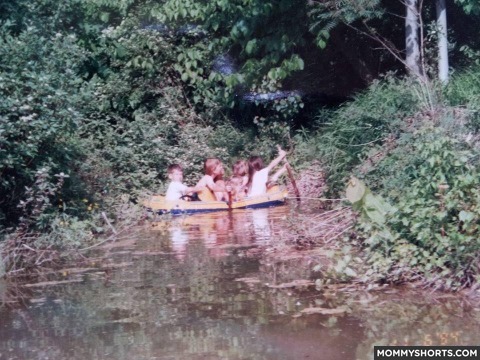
[165,146,288,202]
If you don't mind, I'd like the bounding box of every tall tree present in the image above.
[436,0,449,83]
[404,0,423,77]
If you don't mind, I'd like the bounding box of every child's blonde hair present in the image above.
[204,158,221,176]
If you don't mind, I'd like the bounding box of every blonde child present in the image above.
[247,146,287,197]
[196,158,229,201]
[165,164,204,201]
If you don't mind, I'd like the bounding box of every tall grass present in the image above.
[445,65,480,131]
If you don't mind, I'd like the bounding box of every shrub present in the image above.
[0,25,92,228]
[354,127,480,290]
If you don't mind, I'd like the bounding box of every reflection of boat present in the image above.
[144,186,288,215]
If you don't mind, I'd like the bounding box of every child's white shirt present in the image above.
[248,168,269,197]
[165,181,189,201]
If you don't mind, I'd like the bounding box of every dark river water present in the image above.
[1,206,480,360]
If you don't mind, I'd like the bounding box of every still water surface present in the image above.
[1,206,480,360]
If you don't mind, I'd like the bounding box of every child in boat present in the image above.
[247,146,287,197]
[232,159,249,189]
[196,158,230,201]
[165,164,204,201]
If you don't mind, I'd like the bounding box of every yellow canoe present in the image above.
[144,186,288,215]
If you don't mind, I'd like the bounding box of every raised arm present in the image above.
[269,163,287,183]
[265,145,287,173]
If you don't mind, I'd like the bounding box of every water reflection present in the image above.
[1,206,480,360]
[169,227,189,261]
[152,207,287,260]
[250,209,272,243]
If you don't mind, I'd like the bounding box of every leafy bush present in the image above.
[353,127,480,290]
[0,25,92,228]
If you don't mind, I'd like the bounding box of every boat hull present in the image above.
[144,187,288,215]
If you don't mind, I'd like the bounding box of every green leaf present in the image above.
[297,57,304,70]
[459,210,474,223]
[267,69,276,80]
[100,12,110,22]
[346,176,366,204]
[245,39,257,55]
[317,39,327,49]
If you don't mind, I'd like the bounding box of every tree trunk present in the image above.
[436,0,449,83]
[405,0,422,77]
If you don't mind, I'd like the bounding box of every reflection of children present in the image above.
[170,226,188,261]
[250,208,271,243]
[196,158,229,201]
[247,146,287,197]
[165,164,203,201]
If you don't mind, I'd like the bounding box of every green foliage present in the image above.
[0,0,128,39]
[352,127,480,290]
[15,168,70,231]
[346,176,394,225]
[458,45,480,66]
[455,0,480,15]
[293,75,421,194]
[156,0,309,126]
[208,124,253,159]
[0,25,92,227]
[34,214,96,249]
[445,66,480,131]
[308,0,383,49]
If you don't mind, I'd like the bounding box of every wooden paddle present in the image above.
[227,190,233,210]
[284,160,301,202]
[225,182,233,211]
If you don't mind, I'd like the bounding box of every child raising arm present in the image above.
[247,146,287,197]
